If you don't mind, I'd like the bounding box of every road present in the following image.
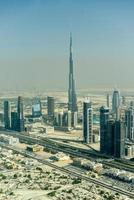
[1,130,134,173]
[0,141,134,199]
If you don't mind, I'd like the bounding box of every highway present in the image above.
[0,141,134,199]
[1,130,134,173]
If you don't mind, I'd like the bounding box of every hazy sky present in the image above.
[0,0,134,91]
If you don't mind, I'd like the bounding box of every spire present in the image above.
[69,32,73,74]
[70,32,72,53]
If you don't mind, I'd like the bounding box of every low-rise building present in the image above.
[26,144,44,152]
[73,158,103,172]
[105,168,134,183]
[0,134,19,145]
[27,122,54,134]
[49,152,70,161]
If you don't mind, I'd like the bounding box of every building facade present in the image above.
[4,101,11,129]
[47,96,55,118]
[17,96,25,132]
[114,120,125,158]
[100,106,109,153]
[112,89,121,120]
[83,97,93,144]
[68,33,77,113]
[125,107,134,141]
[32,97,42,117]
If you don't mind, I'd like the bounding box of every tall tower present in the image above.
[17,96,25,132]
[112,89,121,120]
[11,112,18,131]
[68,33,77,113]
[125,107,134,140]
[100,106,109,153]
[114,120,125,158]
[32,97,42,117]
[4,101,11,129]
[106,94,110,108]
[47,96,55,119]
[83,97,93,144]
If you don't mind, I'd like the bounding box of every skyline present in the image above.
[0,0,134,90]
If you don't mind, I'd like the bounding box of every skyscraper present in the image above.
[130,100,134,108]
[32,97,42,117]
[4,101,11,129]
[100,106,109,153]
[107,120,115,155]
[106,94,110,108]
[83,97,93,144]
[62,110,72,128]
[103,119,125,158]
[11,111,18,131]
[125,107,134,140]
[68,33,77,113]
[122,96,126,106]
[112,89,121,120]
[114,120,125,158]
[17,96,25,132]
[47,96,55,118]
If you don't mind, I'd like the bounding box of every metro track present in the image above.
[0,142,134,199]
[1,131,134,173]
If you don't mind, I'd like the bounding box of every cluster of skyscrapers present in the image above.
[100,105,125,158]
[3,34,134,159]
[83,88,134,158]
[4,96,25,132]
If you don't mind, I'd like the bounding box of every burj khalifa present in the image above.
[68,33,77,112]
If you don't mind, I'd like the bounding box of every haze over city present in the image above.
[0,1,134,200]
[0,0,134,91]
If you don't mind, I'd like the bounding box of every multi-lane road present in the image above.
[1,130,134,173]
[0,141,134,199]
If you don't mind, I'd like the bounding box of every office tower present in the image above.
[32,97,42,117]
[17,96,25,132]
[68,33,77,113]
[122,96,126,105]
[47,96,55,118]
[125,107,134,140]
[106,120,125,158]
[11,112,18,131]
[4,101,11,129]
[106,94,110,108]
[112,89,121,120]
[67,110,72,128]
[0,113,4,123]
[83,97,93,144]
[71,111,78,128]
[100,106,109,153]
[54,111,62,127]
[107,120,115,155]
[54,112,59,126]
[114,120,125,158]
[58,112,63,127]
[62,111,67,127]
[130,100,134,108]
[62,110,72,128]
